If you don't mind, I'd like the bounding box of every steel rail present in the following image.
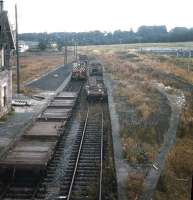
[66,108,89,200]
[99,112,104,200]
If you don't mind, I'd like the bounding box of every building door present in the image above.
[2,86,7,107]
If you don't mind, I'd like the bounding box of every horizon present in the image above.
[18,25,193,34]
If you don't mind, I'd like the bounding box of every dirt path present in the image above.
[140,83,185,200]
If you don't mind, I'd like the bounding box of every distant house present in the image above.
[19,41,29,53]
[0,1,15,118]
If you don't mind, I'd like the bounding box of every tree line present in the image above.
[19,26,193,48]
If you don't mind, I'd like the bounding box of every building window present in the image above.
[1,85,7,107]
[0,48,4,68]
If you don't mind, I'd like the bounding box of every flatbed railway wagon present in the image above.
[0,91,79,174]
[85,76,108,101]
[71,62,87,80]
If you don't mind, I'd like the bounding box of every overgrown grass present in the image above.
[155,136,193,200]
[79,43,193,198]
[127,172,145,199]
[12,51,75,93]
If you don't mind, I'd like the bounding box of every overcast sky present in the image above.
[4,0,193,33]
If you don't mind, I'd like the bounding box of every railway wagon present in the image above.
[85,76,107,101]
[0,91,79,173]
[89,61,103,76]
[71,62,87,80]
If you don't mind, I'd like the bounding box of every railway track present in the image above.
[0,79,116,200]
[59,105,104,200]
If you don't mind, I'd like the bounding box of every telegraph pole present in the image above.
[75,42,78,61]
[63,34,68,66]
[74,42,76,57]
[15,4,20,93]
[64,44,67,65]
[188,51,191,72]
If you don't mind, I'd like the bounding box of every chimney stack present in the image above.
[0,0,3,13]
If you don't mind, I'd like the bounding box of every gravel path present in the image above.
[45,117,80,200]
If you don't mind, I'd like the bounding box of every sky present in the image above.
[4,0,193,33]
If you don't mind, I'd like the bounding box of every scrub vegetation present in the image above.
[79,43,193,199]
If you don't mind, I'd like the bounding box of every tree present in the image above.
[137,25,168,42]
[38,33,50,51]
[19,25,193,46]
[38,39,48,51]
[169,27,190,42]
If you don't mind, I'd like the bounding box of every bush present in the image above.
[127,172,144,199]
[167,137,193,177]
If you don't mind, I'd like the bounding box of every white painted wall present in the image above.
[0,70,12,117]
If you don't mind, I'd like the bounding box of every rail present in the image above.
[99,112,104,200]
[65,107,104,200]
[66,108,89,200]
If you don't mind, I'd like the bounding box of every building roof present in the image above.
[0,11,15,49]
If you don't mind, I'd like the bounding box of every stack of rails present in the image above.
[0,91,79,172]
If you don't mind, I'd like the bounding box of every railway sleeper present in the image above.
[4,193,34,198]
[85,136,101,139]
[65,167,98,172]
[44,177,54,182]
[67,160,77,164]
[47,168,57,173]
[77,169,99,174]
[8,186,35,192]
[76,170,99,174]
[74,141,82,145]
[70,191,96,198]
[74,174,98,179]
[75,165,99,169]
[46,174,55,179]
[76,163,99,167]
[80,150,101,154]
[75,176,98,181]
[81,146,101,150]
[78,156,101,160]
[82,141,101,145]
[70,197,94,200]
[47,166,57,171]
[84,134,101,137]
[76,172,99,177]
